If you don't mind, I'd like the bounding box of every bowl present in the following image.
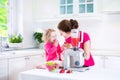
[45,61,59,72]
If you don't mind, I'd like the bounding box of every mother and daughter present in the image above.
[36,19,94,69]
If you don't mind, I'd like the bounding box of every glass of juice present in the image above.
[71,29,80,50]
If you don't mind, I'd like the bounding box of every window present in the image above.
[0,0,8,41]
[0,0,16,42]
[60,0,94,14]
[60,0,73,14]
[79,0,94,13]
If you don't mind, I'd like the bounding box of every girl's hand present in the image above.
[36,64,46,69]
[53,39,59,47]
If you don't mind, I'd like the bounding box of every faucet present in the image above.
[0,36,10,53]
[0,35,3,53]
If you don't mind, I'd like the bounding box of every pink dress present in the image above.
[65,31,95,66]
[44,42,63,61]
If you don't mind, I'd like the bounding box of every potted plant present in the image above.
[33,32,44,48]
[8,34,23,48]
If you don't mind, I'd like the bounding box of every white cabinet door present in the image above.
[102,0,120,12]
[26,55,45,70]
[93,56,105,69]
[8,54,45,80]
[0,59,8,80]
[93,55,120,70]
[9,57,26,80]
[32,0,59,20]
[105,56,120,70]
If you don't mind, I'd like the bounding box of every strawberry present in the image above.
[59,69,65,73]
[66,69,72,73]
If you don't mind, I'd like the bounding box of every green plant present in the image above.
[33,32,43,43]
[9,34,23,43]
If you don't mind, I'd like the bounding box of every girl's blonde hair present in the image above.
[42,29,55,42]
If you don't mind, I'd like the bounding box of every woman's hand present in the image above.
[62,43,73,50]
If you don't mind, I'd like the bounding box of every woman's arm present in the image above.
[83,40,91,60]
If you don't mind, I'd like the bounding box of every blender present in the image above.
[64,29,89,71]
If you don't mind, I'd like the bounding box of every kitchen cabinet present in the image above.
[93,56,104,69]
[32,0,99,23]
[93,55,120,70]
[26,55,45,70]
[105,56,120,70]
[102,0,120,12]
[9,57,26,80]
[32,0,59,20]
[0,59,8,80]
[9,54,45,80]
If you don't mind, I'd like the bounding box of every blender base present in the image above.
[69,67,90,72]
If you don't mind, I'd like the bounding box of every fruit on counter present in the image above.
[46,61,57,66]
[59,69,72,73]
[45,61,59,72]
[66,69,72,73]
[59,68,65,73]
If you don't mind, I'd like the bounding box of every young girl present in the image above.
[36,29,63,69]
[43,29,63,61]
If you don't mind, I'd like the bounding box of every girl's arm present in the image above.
[57,44,63,54]
[56,44,63,61]
[45,44,57,55]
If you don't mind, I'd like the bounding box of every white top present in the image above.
[19,68,120,80]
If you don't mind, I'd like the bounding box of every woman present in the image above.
[57,19,95,67]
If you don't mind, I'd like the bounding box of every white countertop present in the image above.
[0,49,44,60]
[1,48,120,60]
[91,49,120,56]
[19,68,120,80]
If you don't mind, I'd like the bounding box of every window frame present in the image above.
[0,0,8,38]
[59,0,94,15]
[0,0,17,42]
[79,0,94,13]
[60,0,73,14]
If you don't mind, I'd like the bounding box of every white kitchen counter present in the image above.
[1,48,120,60]
[0,49,44,60]
[91,50,120,56]
[19,68,120,80]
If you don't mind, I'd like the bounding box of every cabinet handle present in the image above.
[25,57,30,60]
[101,56,105,59]
[41,54,44,57]
[104,56,108,59]
[101,56,108,60]
[42,54,44,57]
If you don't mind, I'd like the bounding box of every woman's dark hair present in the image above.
[57,19,79,33]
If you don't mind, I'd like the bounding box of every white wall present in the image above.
[32,0,120,50]
[102,0,120,12]
[78,14,120,50]
[22,0,35,48]
[16,0,59,48]
[15,0,36,48]
[17,0,120,50]
[32,0,59,20]
[33,15,120,50]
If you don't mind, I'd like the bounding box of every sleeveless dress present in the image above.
[65,31,95,66]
